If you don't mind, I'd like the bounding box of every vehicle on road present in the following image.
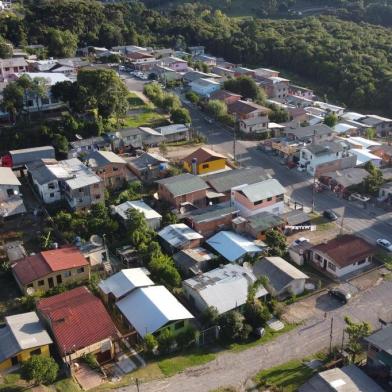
[328,287,351,304]
[292,237,309,246]
[376,238,392,252]
[323,209,338,221]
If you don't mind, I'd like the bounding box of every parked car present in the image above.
[328,287,351,304]
[292,237,309,246]
[376,238,392,252]
[323,209,338,221]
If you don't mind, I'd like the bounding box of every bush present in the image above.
[157,329,175,354]
[176,326,196,349]
[270,299,286,319]
[219,311,247,342]
[82,353,100,370]
[200,306,220,328]
[244,300,271,328]
[144,333,158,354]
[185,91,200,104]
[22,355,59,385]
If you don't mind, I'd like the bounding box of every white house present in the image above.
[351,149,382,167]
[189,78,221,97]
[0,167,26,218]
[182,264,268,315]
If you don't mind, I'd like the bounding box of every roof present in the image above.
[156,173,208,197]
[70,136,107,149]
[99,268,154,299]
[9,146,55,156]
[0,58,28,67]
[281,210,311,226]
[155,124,189,136]
[206,231,263,262]
[158,224,203,248]
[304,141,344,156]
[183,264,267,315]
[351,149,382,166]
[228,100,270,115]
[173,247,216,275]
[313,235,375,268]
[322,168,369,188]
[191,78,220,87]
[370,144,392,156]
[183,70,212,82]
[204,167,269,193]
[60,158,102,189]
[17,72,70,86]
[341,112,365,122]
[299,365,385,392]
[237,179,286,203]
[186,202,238,224]
[247,211,284,233]
[37,287,118,356]
[333,123,357,134]
[12,246,88,285]
[344,136,381,149]
[361,114,392,126]
[116,286,193,337]
[113,200,162,221]
[210,90,241,101]
[0,167,21,186]
[0,312,52,364]
[86,150,126,168]
[364,325,392,353]
[285,124,332,139]
[183,147,226,166]
[127,152,168,171]
[253,257,308,293]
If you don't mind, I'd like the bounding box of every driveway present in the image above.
[118,280,392,392]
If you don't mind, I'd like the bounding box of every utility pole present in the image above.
[233,122,237,163]
[135,378,140,392]
[341,329,345,351]
[339,207,346,235]
[329,317,334,354]
[312,172,316,213]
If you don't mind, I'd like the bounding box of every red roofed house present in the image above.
[12,247,90,294]
[210,90,241,106]
[310,235,375,278]
[37,286,119,364]
[182,147,227,175]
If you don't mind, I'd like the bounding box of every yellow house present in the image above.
[183,147,227,175]
[0,312,52,372]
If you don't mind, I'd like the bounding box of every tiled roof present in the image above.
[183,147,226,166]
[37,287,118,356]
[313,235,375,268]
[156,173,208,197]
[210,90,241,101]
[41,247,89,272]
[228,100,270,115]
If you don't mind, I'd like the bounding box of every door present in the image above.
[56,275,62,284]
[48,277,54,288]
[11,356,18,366]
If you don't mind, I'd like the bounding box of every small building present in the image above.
[160,56,188,72]
[156,173,209,210]
[112,128,143,152]
[232,178,286,217]
[288,241,313,266]
[0,167,26,219]
[351,148,382,167]
[283,124,334,143]
[228,100,270,123]
[12,247,90,294]
[252,257,309,298]
[37,287,119,364]
[154,124,190,143]
[112,200,162,230]
[0,312,52,372]
[76,236,110,270]
[182,264,268,315]
[190,78,221,97]
[360,114,392,137]
[68,136,111,158]
[138,127,165,147]
[210,90,241,105]
[184,202,239,237]
[158,223,203,253]
[258,76,290,100]
[183,147,227,175]
[369,144,392,167]
[127,152,169,182]
[206,231,264,263]
[173,247,216,278]
[188,46,205,57]
[311,235,375,278]
[116,285,194,339]
[0,58,28,80]
[379,182,392,205]
[343,136,381,150]
[86,150,128,189]
[239,116,269,134]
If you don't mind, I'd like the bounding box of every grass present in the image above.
[376,251,392,270]
[53,378,82,392]
[127,92,145,109]
[228,323,298,353]
[309,213,334,232]
[119,108,168,128]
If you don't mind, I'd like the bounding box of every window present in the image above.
[202,163,209,169]
[50,193,54,198]
[4,67,9,71]
[38,280,44,286]
[336,152,339,157]
[95,194,101,199]
[56,275,62,284]
[267,197,272,202]
[327,262,336,271]
[93,184,99,188]
[174,320,184,330]
[357,259,367,265]
[27,100,34,107]
[6,188,14,197]
[113,167,118,172]
[41,97,49,105]
[30,348,41,356]
[63,271,72,278]
[254,200,263,205]
[48,182,55,189]
[77,267,85,274]
[314,254,321,261]
[27,283,34,288]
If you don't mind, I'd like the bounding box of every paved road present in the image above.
[184,101,392,245]
[119,280,392,392]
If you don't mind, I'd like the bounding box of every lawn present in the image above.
[120,108,168,128]
[127,92,145,109]
[309,213,334,232]
[54,378,82,392]
[376,251,392,270]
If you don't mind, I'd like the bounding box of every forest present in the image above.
[1,0,392,114]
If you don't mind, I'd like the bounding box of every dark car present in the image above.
[323,209,338,221]
[328,288,351,304]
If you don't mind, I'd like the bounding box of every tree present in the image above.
[201,306,220,328]
[363,161,383,194]
[171,107,191,124]
[364,127,377,140]
[162,94,181,113]
[265,229,287,257]
[269,105,289,123]
[324,112,338,127]
[22,355,59,385]
[185,91,200,104]
[206,99,228,119]
[157,328,175,354]
[46,28,78,58]
[344,316,371,363]
[1,82,24,123]
[223,76,261,101]
[144,333,158,354]
[0,36,12,58]
[218,311,251,342]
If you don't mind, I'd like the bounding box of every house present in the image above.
[342,136,381,150]
[112,128,143,152]
[156,173,209,210]
[116,285,194,339]
[369,144,392,166]
[311,235,375,278]
[258,76,290,99]
[158,223,203,253]
[299,365,385,392]
[210,90,241,105]
[154,124,190,142]
[379,182,392,204]
[253,68,280,79]
[360,114,392,137]
[184,202,239,237]
[190,78,221,97]
[0,57,28,80]
[206,231,265,263]
[183,70,213,84]
[332,123,358,136]
[288,84,314,100]
[351,148,382,167]
[313,101,345,116]
[364,325,392,385]
[138,127,165,146]
[173,247,216,278]
[188,46,205,56]
[126,152,169,182]
[0,167,26,219]
[37,287,119,364]
[288,241,313,267]
[28,158,105,210]
[0,312,52,372]
[126,51,155,63]
[183,147,227,175]
[283,124,334,143]
[211,66,236,79]
[194,54,216,67]
[112,200,162,230]
[228,100,270,123]
[232,178,286,217]
[76,236,110,270]
[299,141,349,175]
[252,257,309,298]
[4,240,27,263]
[234,67,255,78]
[12,246,90,294]
[239,116,270,134]
[182,264,268,315]
[161,56,188,72]
[68,136,111,158]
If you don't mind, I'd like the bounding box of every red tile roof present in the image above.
[183,147,227,166]
[37,287,118,356]
[313,235,375,268]
[210,90,241,101]
[12,246,89,285]
[228,100,270,115]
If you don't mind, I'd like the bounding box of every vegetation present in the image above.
[344,316,372,363]
[324,112,338,127]
[265,229,287,257]
[22,355,59,385]
[362,161,384,195]
[224,76,266,103]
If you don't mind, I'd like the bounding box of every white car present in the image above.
[377,239,392,252]
[292,237,309,246]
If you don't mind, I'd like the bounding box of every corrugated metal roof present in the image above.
[156,173,208,197]
[158,224,203,248]
[0,167,21,186]
[238,179,285,203]
[86,150,126,167]
[114,200,162,221]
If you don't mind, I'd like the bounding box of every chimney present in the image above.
[191,158,198,175]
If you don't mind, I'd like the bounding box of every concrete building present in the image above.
[190,78,221,97]
[0,167,26,219]
[173,247,215,278]
[158,223,203,253]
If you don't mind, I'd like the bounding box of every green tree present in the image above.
[269,105,289,123]
[171,107,191,124]
[265,229,287,257]
[0,36,12,58]
[224,76,261,101]
[22,355,59,385]
[185,91,200,104]
[323,113,338,127]
[206,99,228,119]
[157,328,175,354]
[144,333,158,354]
[363,161,384,194]
[218,311,251,342]
[344,316,371,363]
[201,306,220,328]
[364,127,377,140]
[1,82,24,123]
[46,28,78,58]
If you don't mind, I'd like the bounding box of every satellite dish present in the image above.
[90,234,104,247]
[26,287,35,296]
[75,134,83,140]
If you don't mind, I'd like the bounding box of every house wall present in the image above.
[95,163,127,190]
[83,247,108,268]
[0,64,28,79]
[183,158,226,175]
[63,338,114,362]
[188,214,234,237]
[65,181,105,210]
[32,179,62,204]
[190,83,220,97]
[239,117,269,133]
[0,344,50,372]
[281,278,306,297]
[299,148,344,175]
[158,184,207,209]
[232,191,284,217]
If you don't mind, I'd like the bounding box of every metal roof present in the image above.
[127,152,168,171]
[113,200,162,221]
[247,211,284,232]
[351,149,382,166]
[99,268,154,299]
[186,202,238,224]
[155,124,189,136]
[156,173,208,197]
[158,224,203,248]
[365,325,392,353]
[322,168,369,188]
[116,286,194,337]
[86,150,126,167]
[304,141,344,156]
[238,178,285,203]
[59,158,102,189]
[0,167,21,186]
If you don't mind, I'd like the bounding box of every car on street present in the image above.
[328,287,351,304]
[376,238,392,252]
[323,209,338,221]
